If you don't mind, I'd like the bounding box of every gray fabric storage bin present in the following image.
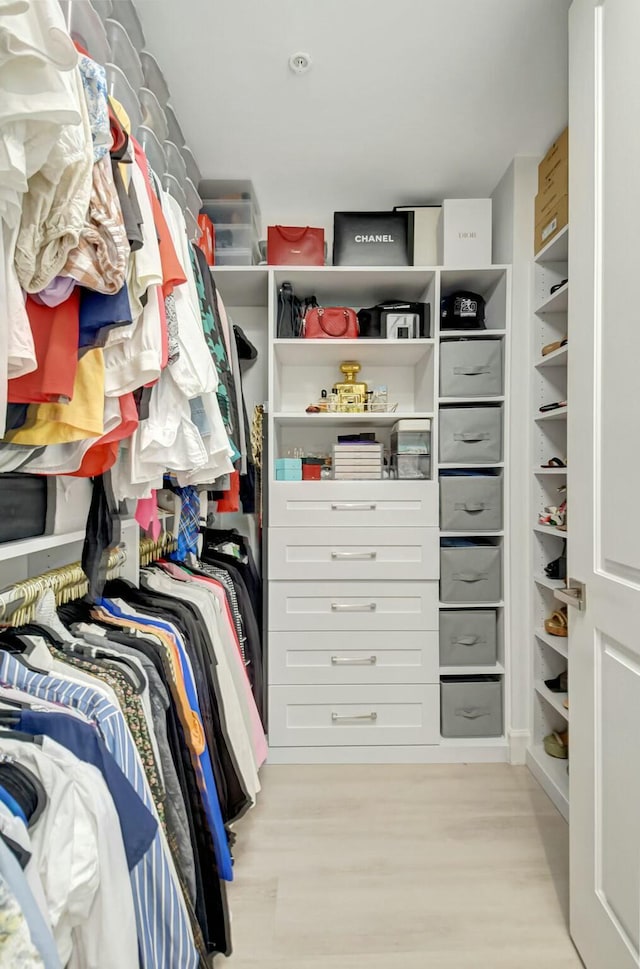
[440,544,502,603]
[439,406,502,464]
[440,473,503,531]
[440,610,498,667]
[441,675,503,737]
[440,340,503,398]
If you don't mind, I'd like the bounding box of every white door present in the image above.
[569,1,640,967]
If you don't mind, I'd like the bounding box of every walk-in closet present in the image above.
[0,0,637,967]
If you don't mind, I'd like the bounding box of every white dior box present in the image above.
[439,198,492,267]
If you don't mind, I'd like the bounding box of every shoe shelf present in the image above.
[535,627,568,659]
[529,217,570,818]
[535,406,568,422]
[535,680,570,721]
[533,523,568,537]
[535,345,568,368]
[527,743,569,820]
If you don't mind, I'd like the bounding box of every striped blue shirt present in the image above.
[0,651,198,969]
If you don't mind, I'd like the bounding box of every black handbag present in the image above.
[357,300,431,338]
[277,281,303,338]
[441,291,486,330]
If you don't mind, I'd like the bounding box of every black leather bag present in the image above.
[357,300,431,338]
[277,281,303,338]
[441,291,486,330]
[0,474,48,544]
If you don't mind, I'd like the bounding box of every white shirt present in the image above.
[0,737,139,969]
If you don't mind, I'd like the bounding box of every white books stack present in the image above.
[332,443,383,480]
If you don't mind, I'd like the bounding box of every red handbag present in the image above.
[267,225,324,266]
[303,305,359,339]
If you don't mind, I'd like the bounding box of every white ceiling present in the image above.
[135,0,570,233]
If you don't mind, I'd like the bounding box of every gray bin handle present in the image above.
[453,572,488,582]
[453,366,491,375]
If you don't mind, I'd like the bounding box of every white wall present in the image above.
[492,156,539,764]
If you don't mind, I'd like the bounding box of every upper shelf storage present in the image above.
[271,267,437,306]
[535,224,569,264]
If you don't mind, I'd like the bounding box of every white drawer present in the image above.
[268,684,440,747]
[268,580,439,632]
[270,480,438,528]
[269,631,439,685]
[268,527,439,581]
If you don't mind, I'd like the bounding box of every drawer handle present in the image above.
[453,572,488,582]
[455,636,480,646]
[331,712,378,723]
[331,602,377,612]
[454,502,486,513]
[453,366,491,376]
[456,707,489,720]
[331,550,377,560]
[331,502,377,511]
[331,655,378,665]
[453,432,490,442]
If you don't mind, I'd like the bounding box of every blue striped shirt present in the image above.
[0,651,198,969]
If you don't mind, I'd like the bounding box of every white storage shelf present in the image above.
[274,339,435,367]
[528,214,570,817]
[535,680,569,720]
[267,264,511,763]
[535,406,568,422]
[535,344,568,368]
[535,224,569,264]
[535,627,568,659]
[535,282,569,315]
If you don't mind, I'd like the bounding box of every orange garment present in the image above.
[8,293,79,405]
[215,470,240,513]
[92,608,206,756]
[71,391,138,477]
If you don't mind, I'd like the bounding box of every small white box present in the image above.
[439,199,492,267]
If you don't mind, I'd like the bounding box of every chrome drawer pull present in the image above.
[331,502,377,511]
[331,550,377,560]
[331,712,378,723]
[331,602,377,612]
[331,655,378,665]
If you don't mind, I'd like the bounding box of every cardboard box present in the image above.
[535,195,568,254]
[536,159,568,219]
[538,127,568,189]
[439,199,492,268]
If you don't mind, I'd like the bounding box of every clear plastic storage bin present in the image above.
[213,248,257,267]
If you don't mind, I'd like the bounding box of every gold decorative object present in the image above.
[335,361,368,413]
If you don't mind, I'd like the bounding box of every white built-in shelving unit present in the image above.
[526,223,570,820]
[213,263,511,764]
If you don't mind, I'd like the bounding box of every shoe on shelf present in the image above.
[541,456,567,468]
[538,499,567,529]
[544,670,568,693]
[545,607,568,637]
[544,730,569,759]
[541,337,568,356]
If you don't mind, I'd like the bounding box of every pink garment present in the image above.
[135,491,161,540]
[160,561,267,767]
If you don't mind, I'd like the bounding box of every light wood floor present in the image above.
[225,764,584,967]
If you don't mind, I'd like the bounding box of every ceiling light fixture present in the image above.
[289,51,312,75]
